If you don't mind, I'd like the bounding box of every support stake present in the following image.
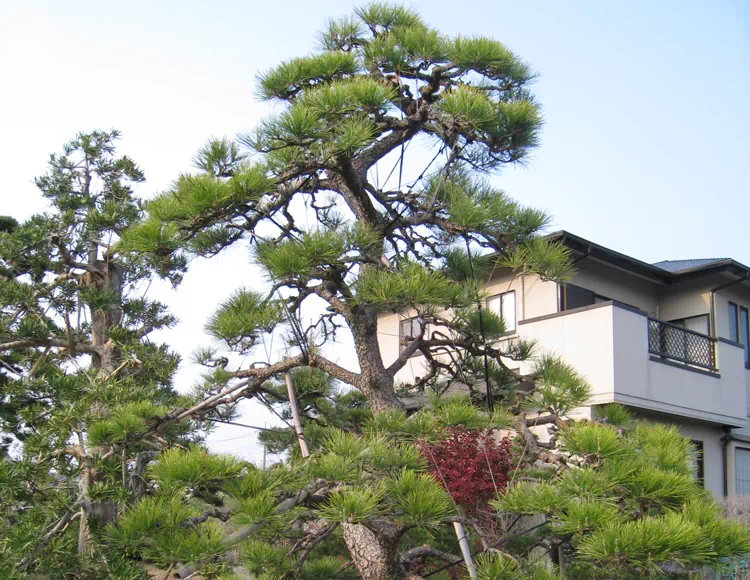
[453,521,478,578]
[285,371,310,458]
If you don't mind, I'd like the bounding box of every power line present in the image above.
[210,419,279,432]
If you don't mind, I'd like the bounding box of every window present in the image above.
[399,317,424,355]
[663,315,712,362]
[691,440,704,487]
[736,448,750,495]
[487,291,516,332]
[729,302,739,342]
[729,302,749,366]
[670,314,709,336]
[741,307,749,366]
[560,284,610,311]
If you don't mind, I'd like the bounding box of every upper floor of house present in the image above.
[378,231,750,428]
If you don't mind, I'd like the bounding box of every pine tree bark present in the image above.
[77,242,126,555]
[342,522,407,580]
[349,307,404,413]
[88,246,123,374]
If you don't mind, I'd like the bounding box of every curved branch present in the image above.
[308,353,361,388]
[174,479,330,579]
[0,337,99,355]
[401,544,458,569]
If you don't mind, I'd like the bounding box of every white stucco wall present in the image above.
[569,260,659,315]
[657,277,714,322]
[516,304,616,394]
[677,421,725,498]
[713,285,750,422]
[613,306,745,426]
[517,303,747,427]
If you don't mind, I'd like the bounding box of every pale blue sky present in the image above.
[1,0,748,458]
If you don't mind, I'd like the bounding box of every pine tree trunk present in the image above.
[78,245,125,555]
[349,307,404,413]
[88,243,123,374]
[342,522,406,580]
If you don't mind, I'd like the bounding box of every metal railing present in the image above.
[648,318,717,371]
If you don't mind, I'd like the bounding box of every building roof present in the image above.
[652,259,730,273]
[547,230,750,285]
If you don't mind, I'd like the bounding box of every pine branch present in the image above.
[17,510,82,572]
[401,544,458,569]
[0,337,99,355]
[127,450,159,499]
[174,480,330,579]
[288,522,339,579]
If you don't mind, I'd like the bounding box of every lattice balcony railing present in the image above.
[648,318,717,371]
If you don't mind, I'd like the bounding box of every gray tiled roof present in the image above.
[652,258,728,273]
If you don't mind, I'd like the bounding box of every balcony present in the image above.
[647,318,716,371]
[518,302,747,427]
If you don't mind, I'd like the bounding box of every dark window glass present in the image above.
[692,441,704,487]
[729,302,739,342]
[563,284,596,311]
[741,307,749,366]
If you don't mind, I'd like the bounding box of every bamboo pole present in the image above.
[453,521,478,578]
[285,371,310,458]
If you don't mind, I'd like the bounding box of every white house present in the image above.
[377,231,750,498]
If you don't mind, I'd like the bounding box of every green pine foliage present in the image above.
[3,4,748,580]
[122,0,575,413]
[493,414,750,579]
[0,132,195,578]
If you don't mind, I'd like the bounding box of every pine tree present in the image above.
[123,2,567,414]
[115,3,749,579]
[116,3,748,580]
[117,4,581,575]
[0,131,190,577]
[3,5,748,580]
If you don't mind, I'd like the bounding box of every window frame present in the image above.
[741,306,749,367]
[398,316,425,357]
[559,283,611,312]
[736,447,750,496]
[729,302,750,368]
[729,302,739,342]
[669,313,710,335]
[486,290,517,334]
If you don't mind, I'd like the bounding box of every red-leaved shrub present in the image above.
[417,427,513,515]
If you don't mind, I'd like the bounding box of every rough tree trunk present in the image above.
[343,522,408,580]
[78,244,125,555]
[88,243,123,374]
[349,306,404,413]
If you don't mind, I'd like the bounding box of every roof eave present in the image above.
[546,231,750,285]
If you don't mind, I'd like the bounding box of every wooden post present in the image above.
[285,371,310,458]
